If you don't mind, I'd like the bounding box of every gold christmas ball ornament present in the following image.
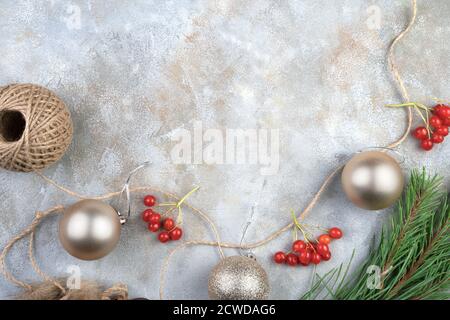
[59,199,122,260]
[342,151,404,210]
[208,256,270,300]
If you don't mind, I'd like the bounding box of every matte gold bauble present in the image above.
[342,151,404,210]
[59,199,121,260]
[208,256,270,300]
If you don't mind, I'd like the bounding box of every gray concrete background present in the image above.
[1,0,449,300]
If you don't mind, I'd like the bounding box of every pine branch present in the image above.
[302,169,450,300]
[388,219,446,298]
[380,193,422,286]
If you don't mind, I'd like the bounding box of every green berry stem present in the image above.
[291,210,314,243]
[157,186,200,226]
[386,102,432,137]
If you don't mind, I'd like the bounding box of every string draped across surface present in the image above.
[0,0,417,299]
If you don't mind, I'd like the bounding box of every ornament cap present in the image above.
[115,161,153,224]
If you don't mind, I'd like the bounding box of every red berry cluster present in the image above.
[413,104,450,151]
[273,227,343,267]
[141,195,183,243]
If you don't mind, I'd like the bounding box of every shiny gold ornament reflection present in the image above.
[59,199,122,260]
[342,151,404,210]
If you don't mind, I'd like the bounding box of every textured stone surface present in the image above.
[1,0,450,299]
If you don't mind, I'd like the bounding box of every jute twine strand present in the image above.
[0,84,73,172]
[0,0,417,299]
[0,206,63,291]
[29,223,67,293]
[386,0,417,149]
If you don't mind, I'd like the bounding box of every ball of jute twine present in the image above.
[0,84,73,172]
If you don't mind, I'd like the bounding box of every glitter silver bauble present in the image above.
[59,199,121,260]
[208,256,270,300]
[342,151,404,210]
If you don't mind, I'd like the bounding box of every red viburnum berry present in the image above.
[412,127,428,140]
